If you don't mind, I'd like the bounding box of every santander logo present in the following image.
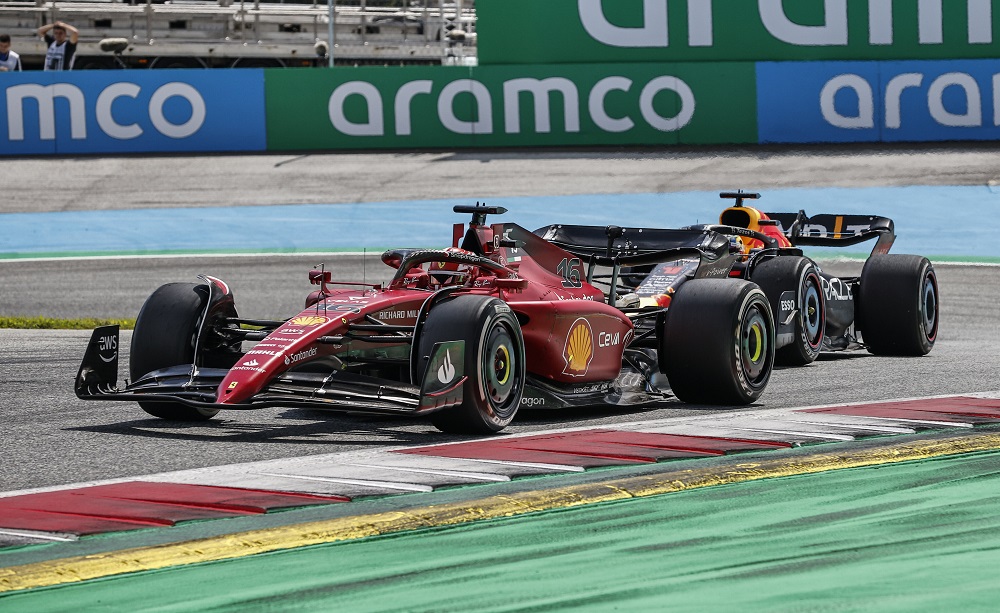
[437,350,456,384]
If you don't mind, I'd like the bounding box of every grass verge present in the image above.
[0,317,135,330]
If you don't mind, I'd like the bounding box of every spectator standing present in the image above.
[0,33,20,71]
[38,21,78,71]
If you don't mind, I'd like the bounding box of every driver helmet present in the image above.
[429,248,474,286]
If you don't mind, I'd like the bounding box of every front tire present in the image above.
[660,279,774,404]
[130,282,237,421]
[418,296,525,434]
[858,255,938,356]
[751,256,825,365]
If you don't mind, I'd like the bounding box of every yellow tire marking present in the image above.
[749,324,762,363]
[496,345,511,386]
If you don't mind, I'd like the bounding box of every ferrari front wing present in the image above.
[75,326,467,416]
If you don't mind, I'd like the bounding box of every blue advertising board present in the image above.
[0,70,267,156]
[3,62,998,155]
[758,59,1000,143]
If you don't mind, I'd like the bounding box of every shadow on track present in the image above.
[66,412,451,447]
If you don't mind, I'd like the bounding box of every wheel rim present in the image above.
[483,322,519,415]
[740,303,770,385]
[802,272,823,348]
[921,271,939,342]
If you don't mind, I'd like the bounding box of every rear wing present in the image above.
[765,212,895,256]
[530,224,735,306]
[533,224,731,266]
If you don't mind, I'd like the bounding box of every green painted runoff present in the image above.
[5,450,1000,611]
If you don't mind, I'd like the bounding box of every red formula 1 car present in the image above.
[76,204,775,434]
[581,191,938,366]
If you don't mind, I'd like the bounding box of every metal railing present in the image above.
[0,0,476,67]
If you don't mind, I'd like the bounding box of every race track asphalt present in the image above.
[1,144,998,492]
[2,145,1000,611]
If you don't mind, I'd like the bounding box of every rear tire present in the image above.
[858,255,938,356]
[419,296,525,434]
[130,283,236,420]
[751,256,825,365]
[660,279,774,404]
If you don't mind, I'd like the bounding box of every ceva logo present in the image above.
[6,82,205,141]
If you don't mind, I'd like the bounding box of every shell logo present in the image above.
[289,316,328,327]
[562,318,594,377]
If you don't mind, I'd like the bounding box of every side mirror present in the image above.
[309,269,332,285]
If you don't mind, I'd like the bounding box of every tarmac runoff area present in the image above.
[3,394,1000,598]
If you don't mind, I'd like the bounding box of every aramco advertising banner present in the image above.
[477,0,1000,64]
[264,64,758,150]
[0,70,266,156]
[758,59,1000,143]
[2,60,998,156]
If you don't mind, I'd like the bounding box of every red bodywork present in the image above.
[215,218,633,406]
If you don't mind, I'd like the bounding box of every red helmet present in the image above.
[429,248,474,286]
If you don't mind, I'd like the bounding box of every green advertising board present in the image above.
[264,63,756,151]
[478,0,1000,64]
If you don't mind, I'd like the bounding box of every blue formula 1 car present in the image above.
[536,190,938,366]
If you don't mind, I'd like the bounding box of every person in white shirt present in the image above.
[0,34,21,72]
[38,21,78,71]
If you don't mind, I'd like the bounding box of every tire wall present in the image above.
[2,1,998,156]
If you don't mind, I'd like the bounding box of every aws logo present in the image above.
[562,318,594,377]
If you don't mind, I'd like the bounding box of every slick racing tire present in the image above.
[751,256,825,365]
[419,295,525,434]
[858,255,938,356]
[660,279,774,405]
[130,283,238,421]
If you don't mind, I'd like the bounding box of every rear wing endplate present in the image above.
[765,211,895,256]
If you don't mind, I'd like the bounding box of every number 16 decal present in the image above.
[557,258,583,288]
